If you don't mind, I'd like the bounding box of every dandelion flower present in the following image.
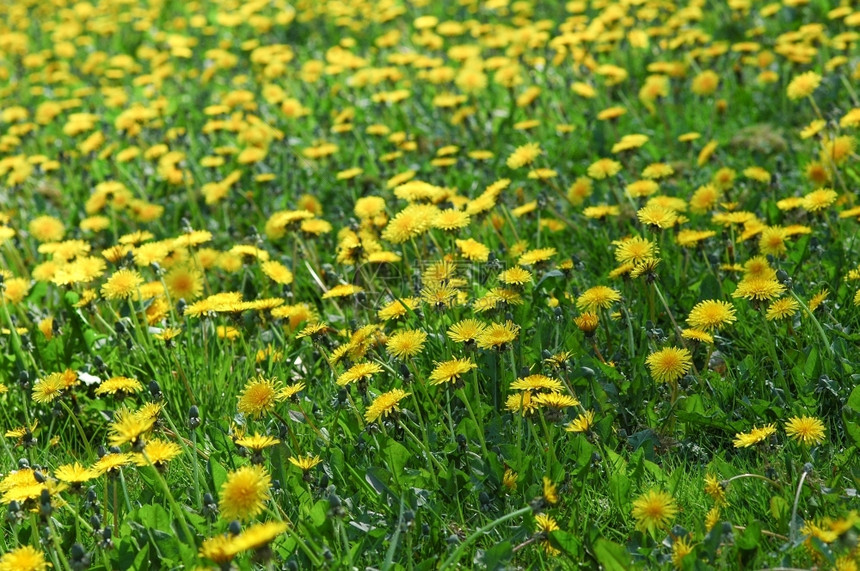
[732,278,785,302]
[506,391,538,414]
[288,455,322,471]
[229,521,289,554]
[237,376,284,418]
[448,319,487,344]
[164,265,203,300]
[476,321,520,350]
[766,297,799,321]
[704,474,727,506]
[219,465,271,521]
[758,226,790,256]
[54,463,96,489]
[91,452,133,476]
[533,392,580,410]
[506,142,542,169]
[802,188,838,212]
[686,300,736,331]
[615,236,658,264]
[235,433,280,452]
[337,362,383,387]
[646,347,692,383]
[705,507,721,531]
[199,535,236,565]
[733,424,776,448]
[566,410,595,433]
[542,477,558,505]
[31,376,66,404]
[108,408,156,448]
[518,247,556,267]
[95,376,143,397]
[637,204,678,229]
[502,468,518,491]
[785,416,826,446]
[576,286,621,311]
[671,535,695,569]
[386,329,427,359]
[455,238,490,262]
[365,389,411,423]
[510,374,562,392]
[631,489,678,535]
[534,514,561,555]
[101,268,143,300]
[429,358,477,386]
[0,545,49,571]
[587,158,622,179]
[135,439,182,468]
[28,216,65,243]
[786,71,821,100]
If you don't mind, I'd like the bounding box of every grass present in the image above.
[1,0,860,569]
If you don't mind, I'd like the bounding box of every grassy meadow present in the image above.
[1,0,860,568]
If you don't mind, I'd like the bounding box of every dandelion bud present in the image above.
[148,381,162,401]
[6,501,23,525]
[189,405,200,430]
[228,520,242,536]
[70,543,91,571]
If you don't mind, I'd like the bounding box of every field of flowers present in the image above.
[1,0,859,568]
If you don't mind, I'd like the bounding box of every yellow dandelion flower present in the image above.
[386,329,427,359]
[786,71,821,100]
[632,489,678,535]
[237,376,285,418]
[576,286,621,311]
[733,424,776,448]
[784,415,826,446]
[365,389,411,423]
[101,268,143,300]
[686,300,737,331]
[0,545,49,571]
[429,358,477,386]
[219,465,271,521]
[646,347,693,383]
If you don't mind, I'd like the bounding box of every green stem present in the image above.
[458,388,489,459]
[787,289,833,357]
[141,451,196,566]
[438,506,533,570]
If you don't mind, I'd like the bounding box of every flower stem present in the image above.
[438,506,533,570]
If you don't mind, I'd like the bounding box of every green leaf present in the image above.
[208,458,228,492]
[770,496,789,522]
[474,541,512,570]
[844,385,860,447]
[608,471,630,509]
[383,437,410,479]
[804,346,818,379]
[135,503,172,531]
[133,543,151,568]
[736,520,761,551]
[549,530,581,559]
[592,538,631,571]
